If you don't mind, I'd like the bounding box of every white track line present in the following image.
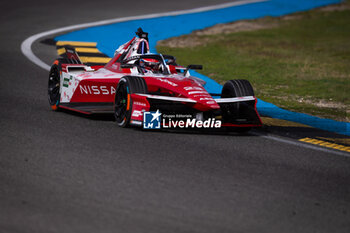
[251,132,350,157]
[20,0,266,71]
[20,0,349,156]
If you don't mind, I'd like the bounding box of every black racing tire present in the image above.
[114,76,148,127]
[221,79,255,114]
[221,79,255,133]
[48,58,68,111]
[221,79,254,98]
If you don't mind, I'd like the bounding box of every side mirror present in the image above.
[121,64,134,69]
[184,64,203,76]
[187,64,203,70]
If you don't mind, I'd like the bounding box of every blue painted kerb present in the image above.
[55,0,349,136]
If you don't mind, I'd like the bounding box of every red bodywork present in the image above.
[56,34,262,128]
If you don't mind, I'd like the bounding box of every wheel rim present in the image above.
[48,67,60,105]
[114,81,128,124]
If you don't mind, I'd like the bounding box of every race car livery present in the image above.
[48,28,262,130]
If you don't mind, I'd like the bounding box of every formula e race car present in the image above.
[48,28,262,130]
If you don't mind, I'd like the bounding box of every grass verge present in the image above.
[157,1,350,122]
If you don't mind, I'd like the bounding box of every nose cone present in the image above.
[184,87,220,111]
[147,75,220,111]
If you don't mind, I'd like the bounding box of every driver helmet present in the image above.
[139,58,160,72]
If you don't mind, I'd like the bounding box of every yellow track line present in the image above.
[79,57,111,64]
[299,137,350,152]
[75,47,101,53]
[56,41,97,47]
[316,137,350,146]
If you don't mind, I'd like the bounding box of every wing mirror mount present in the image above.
[184,64,203,76]
[120,64,134,69]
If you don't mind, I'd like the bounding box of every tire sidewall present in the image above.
[221,79,254,131]
[48,62,61,110]
[114,77,133,127]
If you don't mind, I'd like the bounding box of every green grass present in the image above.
[157,2,350,121]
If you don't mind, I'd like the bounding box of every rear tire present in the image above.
[114,76,147,127]
[48,59,67,111]
[221,79,255,133]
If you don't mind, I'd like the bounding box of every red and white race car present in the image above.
[48,28,262,130]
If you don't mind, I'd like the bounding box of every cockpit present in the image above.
[121,54,171,75]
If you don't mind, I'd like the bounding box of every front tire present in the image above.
[114,76,147,127]
[221,79,255,132]
[221,79,254,98]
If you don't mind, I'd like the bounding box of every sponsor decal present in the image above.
[157,78,178,87]
[63,78,70,88]
[132,110,143,118]
[133,101,147,107]
[184,86,203,91]
[143,110,161,129]
[193,94,211,98]
[163,118,221,128]
[63,75,73,88]
[188,91,207,95]
[142,110,221,129]
[130,120,142,126]
[199,97,213,101]
[79,85,116,95]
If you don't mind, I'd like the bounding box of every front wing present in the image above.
[58,94,262,128]
[128,94,262,128]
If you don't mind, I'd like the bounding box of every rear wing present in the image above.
[60,45,82,64]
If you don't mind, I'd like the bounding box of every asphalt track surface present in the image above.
[1,0,350,232]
